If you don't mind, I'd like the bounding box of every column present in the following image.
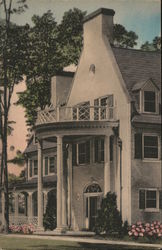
[43,191,48,214]
[14,193,19,218]
[55,135,63,231]
[67,144,72,228]
[104,135,111,196]
[62,148,67,229]
[2,191,5,226]
[37,140,44,231]
[28,192,33,221]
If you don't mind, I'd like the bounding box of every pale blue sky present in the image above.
[0,0,161,48]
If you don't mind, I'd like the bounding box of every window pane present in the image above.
[101,139,104,162]
[34,160,38,175]
[146,190,156,208]
[49,157,55,173]
[144,147,158,158]
[144,136,158,158]
[94,139,99,162]
[144,91,155,112]
[78,142,90,164]
[45,157,48,175]
[144,136,158,147]
[29,160,32,177]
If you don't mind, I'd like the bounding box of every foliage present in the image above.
[8,173,24,183]
[141,36,161,51]
[113,24,138,48]
[43,191,56,230]
[17,8,86,127]
[9,223,35,234]
[94,192,123,235]
[128,221,162,242]
[0,0,28,233]
[8,150,26,166]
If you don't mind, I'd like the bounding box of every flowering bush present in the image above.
[9,223,35,234]
[128,221,162,240]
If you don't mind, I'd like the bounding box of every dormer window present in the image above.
[144,91,156,113]
[132,79,159,114]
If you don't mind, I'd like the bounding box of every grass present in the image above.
[0,235,160,250]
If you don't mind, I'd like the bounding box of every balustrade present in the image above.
[36,104,116,125]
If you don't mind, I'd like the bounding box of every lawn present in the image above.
[0,236,159,250]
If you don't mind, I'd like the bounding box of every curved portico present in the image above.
[34,104,119,232]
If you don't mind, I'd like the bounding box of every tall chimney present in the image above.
[83,8,115,46]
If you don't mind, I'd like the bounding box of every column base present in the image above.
[36,226,44,233]
[53,226,67,234]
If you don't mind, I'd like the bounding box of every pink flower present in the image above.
[134,232,138,237]
[141,228,145,233]
[136,227,140,232]
[128,231,133,236]
[145,223,150,227]
[158,233,162,237]
[148,232,153,236]
[132,225,136,229]
[131,229,136,233]
[137,221,142,226]
[139,232,144,237]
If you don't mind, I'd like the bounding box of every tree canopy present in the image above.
[17,8,86,127]
[113,24,138,48]
[141,36,161,51]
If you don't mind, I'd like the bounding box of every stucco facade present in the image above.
[0,8,161,232]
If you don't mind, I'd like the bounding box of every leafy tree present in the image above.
[58,8,86,65]
[114,24,138,48]
[8,150,26,167]
[0,0,28,233]
[95,192,123,235]
[17,8,86,127]
[141,36,161,51]
[43,191,56,230]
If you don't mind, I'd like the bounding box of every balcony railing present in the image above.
[36,104,117,125]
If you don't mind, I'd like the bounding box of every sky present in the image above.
[0,0,161,48]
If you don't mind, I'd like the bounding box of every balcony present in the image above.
[36,104,117,126]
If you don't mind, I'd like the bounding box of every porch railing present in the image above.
[9,215,38,227]
[36,104,117,125]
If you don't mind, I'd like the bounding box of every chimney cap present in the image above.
[83,8,115,23]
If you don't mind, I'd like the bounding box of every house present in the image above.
[0,8,161,232]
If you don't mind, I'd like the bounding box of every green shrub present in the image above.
[94,192,123,235]
[43,191,56,231]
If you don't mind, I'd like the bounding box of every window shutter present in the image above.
[139,190,145,209]
[72,143,77,165]
[86,141,90,163]
[159,190,162,209]
[135,133,142,159]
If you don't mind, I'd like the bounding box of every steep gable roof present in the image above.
[112,47,161,97]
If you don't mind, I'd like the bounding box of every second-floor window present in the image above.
[144,91,156,113]
[94,95,114,120]
[135,133,159,160]
[29,160,32,177]
[33,160,38,176]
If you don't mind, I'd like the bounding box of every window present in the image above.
[144,91,156,113]
[144,135,158,159]
[49,157,55,173]
[94,95,114,120]
[33,160,38,176]
[139,189,162,210]
[78,141,90,164]
[29,160,32,177]
[134,134,159,159]
[45,157,48,175]
[94,138,104,163]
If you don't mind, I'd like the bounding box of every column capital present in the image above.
[37,139,43,149]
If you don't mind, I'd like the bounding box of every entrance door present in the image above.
[89,196,97,230]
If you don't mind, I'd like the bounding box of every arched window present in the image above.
[84,183,102,193]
